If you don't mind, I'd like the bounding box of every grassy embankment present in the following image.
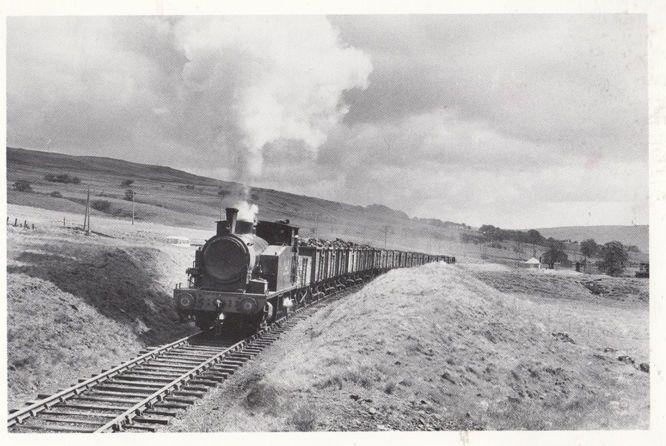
[164,262,648,431]
[6,206,201,407]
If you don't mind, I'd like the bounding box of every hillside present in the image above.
[536,225,648,253]
[7,147,648,262]
[6,210,200,406]
[5,147,483,260]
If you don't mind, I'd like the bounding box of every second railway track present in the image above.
[8,281,359,433]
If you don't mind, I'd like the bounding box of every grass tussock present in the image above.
[290,406,317,431]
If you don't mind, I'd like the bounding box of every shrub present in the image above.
[120,179,134,187]
[44,173,81,184]
[49,191,63,198]
[13,180,33,192]
[290,406,317,431]
[91,200,111,212]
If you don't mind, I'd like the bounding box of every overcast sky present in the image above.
[6,15,647,228]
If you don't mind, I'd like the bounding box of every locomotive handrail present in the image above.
[7,331,205,427]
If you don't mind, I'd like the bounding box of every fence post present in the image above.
[14,218,17,227]
[24,220,27,228]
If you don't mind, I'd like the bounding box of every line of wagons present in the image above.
[297,244,456,293]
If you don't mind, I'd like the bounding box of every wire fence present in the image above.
[6,217,37,230]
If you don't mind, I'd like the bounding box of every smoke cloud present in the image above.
[234,201,260,223]
[174,16,372,181]
[172,16,372,219]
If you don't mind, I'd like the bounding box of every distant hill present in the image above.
[6,147,472,257]
[536,225,649,253]
[364,203,409,220]
[7,147,648,261]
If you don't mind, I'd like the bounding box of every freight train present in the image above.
[173,207,455,333]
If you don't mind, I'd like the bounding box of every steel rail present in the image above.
[94,289,330,432]
[7,330,205,428]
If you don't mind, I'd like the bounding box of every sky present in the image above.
[6,15,648,228]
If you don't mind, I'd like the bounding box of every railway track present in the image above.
[8,280,364,433]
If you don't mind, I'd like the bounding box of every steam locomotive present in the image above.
[173,207,455,333]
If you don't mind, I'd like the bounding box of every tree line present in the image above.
[544,238,631,276]
[478,225,547,245]
[476,225,636,276]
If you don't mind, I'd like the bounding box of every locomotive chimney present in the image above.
[225,207,238,234]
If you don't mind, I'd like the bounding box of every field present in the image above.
[163,262,649,431]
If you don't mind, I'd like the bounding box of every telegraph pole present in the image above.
[384,225,388,249]
[84,186,90,234]
[82,195,88,231]
[314,214,319,239]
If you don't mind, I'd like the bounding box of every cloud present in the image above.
[6,15,648,228]
[7,16,372,182]
[332,15,647,158]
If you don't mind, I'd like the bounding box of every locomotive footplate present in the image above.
[174,288,267,315]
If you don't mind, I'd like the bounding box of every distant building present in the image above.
[525,257,541,269]
[167,235,190,246]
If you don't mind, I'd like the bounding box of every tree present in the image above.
[124,189,135,201]
[13,180,33,192]
[541,241,568,269]
[601,241,628,276]
[526,229,543,256]
[526,229,543,244]
[479,224,500,241]
[580,239,598,259]
[121,179,134,187]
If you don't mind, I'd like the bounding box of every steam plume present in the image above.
[234,200,259,223]
[174,16,372,189]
